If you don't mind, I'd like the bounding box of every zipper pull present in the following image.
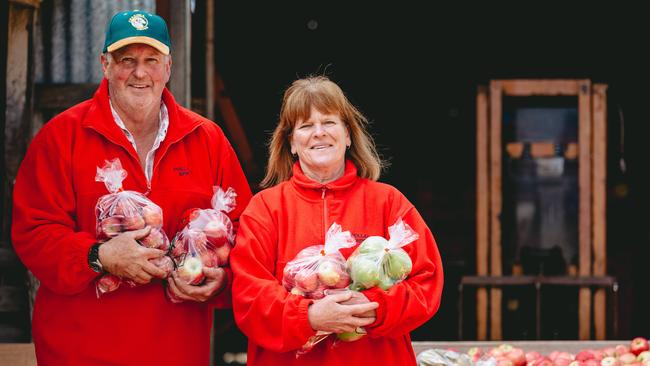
[321,188,326,199]
[144,181,152,196]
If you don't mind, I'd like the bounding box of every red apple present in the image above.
[317,261,341,286]
[532,357,554,366]
[601,357,620,366]
[577,351,596,362]
[150,256,174,277]
[99,216,123,238]
[112,199,134,217]
[122,214,145,230]
[638,352,650,363]
[295,271,319,292]
[177,255,205,285]
[617,346,632,357]
[498,358,515,366]
[142,204,163,227]
[556,358,574,366]
[585,359,602,366]
[139,228,165,249]
[468,347,483,362]
[631,338,650,356]
[620,354,639,365]
[214,243,231,266]
[507,348,527,366]
[603,349,618,358]
[526,351,542,363]
[200,249,216,268]
[334,272,351,289]
[203,219,229,247]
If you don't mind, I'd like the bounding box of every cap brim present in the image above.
[106,36,170,55]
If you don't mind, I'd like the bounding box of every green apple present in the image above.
[336,331,365,342]
[358,236,388,254]
[377,274,394,290]
[384,249,412,280]
[349,257,380,289]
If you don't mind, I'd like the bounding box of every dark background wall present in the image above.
[202,0,649,353]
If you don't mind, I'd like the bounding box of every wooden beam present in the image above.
[205,0,215,121]
[5,4,35,186]
[592,84,608,340]
[214,73,258,178]
[168,0,191,108]
[489,81,503,340]
[578,80,593,340]
[35,83,98,110]
[476,86,489,341]
[501,80,582,96]
[9,0,40,8]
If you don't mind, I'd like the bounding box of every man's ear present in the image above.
[100,54,110,77]
[164,55,173,83]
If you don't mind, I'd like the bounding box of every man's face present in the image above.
[101,44,172,114]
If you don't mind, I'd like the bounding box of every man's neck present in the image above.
[112,101,161,138]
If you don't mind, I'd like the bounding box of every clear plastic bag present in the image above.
[94,158,172,297]
[416,349,473,366]
[336,218,419,342]
[166,186,236,303]
[281,223,357,356]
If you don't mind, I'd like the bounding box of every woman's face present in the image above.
[290,107,351,182]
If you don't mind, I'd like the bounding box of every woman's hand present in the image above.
[338,290,376,318]
[167,267,227,302]
[307,290,379,333]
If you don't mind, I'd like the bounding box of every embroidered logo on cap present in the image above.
[128,14,149,30]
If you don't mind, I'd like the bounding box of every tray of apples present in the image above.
[340,217,419,342]
[447,337,650,366]
[166,186,237,303]
[94,158,173,297]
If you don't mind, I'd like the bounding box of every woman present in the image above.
[231,75,444,365]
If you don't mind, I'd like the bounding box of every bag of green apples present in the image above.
[166,186,237,303]
[282,222,356,356]
[337,218,419,342]
[94,158,173,297]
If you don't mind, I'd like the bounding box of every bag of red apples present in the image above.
[94,158,173,297]
[165,186,237,303]
[337,218,419,343]
[282,223,357,356]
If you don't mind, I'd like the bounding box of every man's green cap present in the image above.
[103,10,171,55]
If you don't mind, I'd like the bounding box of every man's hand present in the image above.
[98,226,167,284]
[307,291,379,333]
[167,267,227,302]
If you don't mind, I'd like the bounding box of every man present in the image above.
[11,10,252,365]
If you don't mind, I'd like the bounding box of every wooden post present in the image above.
[168,0,191,108]
[489,81,503,341]
[592,84,608,340]
[476,86,489,341]
[205,0,215,121]
[578,80,593,340]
